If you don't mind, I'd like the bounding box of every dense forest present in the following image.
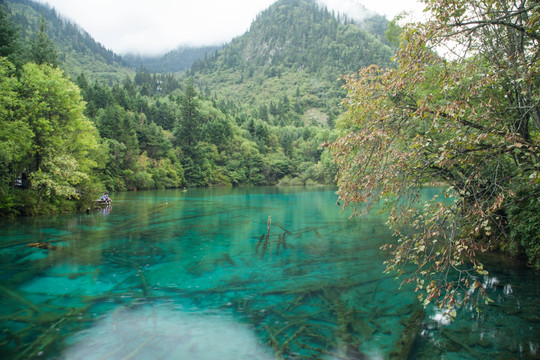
[0,0,393,217]
[187,0,394,127]
[3,0,131,82]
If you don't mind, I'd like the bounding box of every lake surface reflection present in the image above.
[0,187,538,359]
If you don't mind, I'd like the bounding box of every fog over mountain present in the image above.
[36,0,423,55]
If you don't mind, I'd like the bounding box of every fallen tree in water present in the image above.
[388,305,425,360]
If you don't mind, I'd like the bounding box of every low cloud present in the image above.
[316,0,374,22]
[37,0,424,55]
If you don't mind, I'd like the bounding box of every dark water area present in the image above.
[0,187,538,359]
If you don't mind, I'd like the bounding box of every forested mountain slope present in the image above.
[4,0,133,81]
[186,0,395,127]
[124,46,222,73]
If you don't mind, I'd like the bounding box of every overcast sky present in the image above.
[36,0,425,56]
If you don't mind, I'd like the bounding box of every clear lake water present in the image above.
[0,186,538,359]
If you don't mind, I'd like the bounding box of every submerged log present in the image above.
[223,253,236,266]
[388,305,425,360]
[260,216,272,259]
[12,306,89,360]
[3,329,22,347]
[263,324,283,359]
[255,234,265,254]
[281,325,306,353]
[27,242,57,250]
[274,223,292,235]
[440,328,481,358]
[0,285,42,314]
[138,268,150,296]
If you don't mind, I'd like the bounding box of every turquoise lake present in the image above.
[0,186,539,359]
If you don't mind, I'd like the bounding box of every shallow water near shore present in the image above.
[0,187,538,359]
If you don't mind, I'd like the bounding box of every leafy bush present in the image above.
[507,186,540,270]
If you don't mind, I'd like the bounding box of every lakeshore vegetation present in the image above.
[330,0,539,311]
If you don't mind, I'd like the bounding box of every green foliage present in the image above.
[0,59,101,216]
[147,99,178,130]
[204,115,233,151]
[28,17,58,67]
[174,80,202,151]
[19,62,100,200]
[148,155,184,189]
[0,59,32,175]
[136,119,172,159]
[0,6,22,65]
[331,0,540,310]
[506,184,540,270]
[188,0,395,130]
[5,0,132,82]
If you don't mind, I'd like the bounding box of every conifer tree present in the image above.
[0,6,24,69]
[174,80,202,153]
[0,7,19,59]
[28,17,59,67]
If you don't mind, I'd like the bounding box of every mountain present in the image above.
[0,0,399,214]
[184,0,396,126]
[4,0,218,81]
[3,0,396,128]
[4,0,133,82]
[4,0,395,109]
[123,45,222,73]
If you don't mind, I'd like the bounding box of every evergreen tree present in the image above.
[0,6,21,63]
[28,17,59,67]
[174,80,202,153]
